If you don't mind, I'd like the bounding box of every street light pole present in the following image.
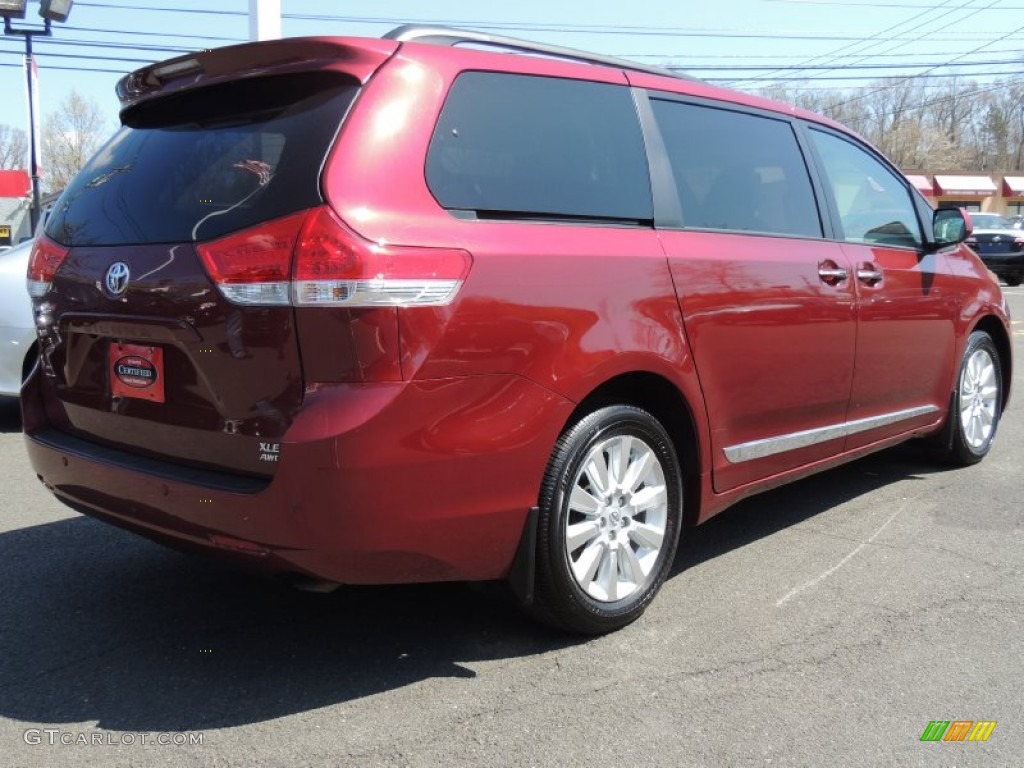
[3,15,51,234]
[3,2,74,234]
[4,15,48,231]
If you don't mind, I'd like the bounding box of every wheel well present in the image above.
[567,372,702,525]
[974,315,1012,410]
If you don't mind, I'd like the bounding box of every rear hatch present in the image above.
[31,39,395,478]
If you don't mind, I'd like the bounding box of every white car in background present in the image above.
[0,239,36,398]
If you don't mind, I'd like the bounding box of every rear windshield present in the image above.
[46,72,358,246]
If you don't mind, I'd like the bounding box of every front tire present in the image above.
[931,330,1003,465]
[531,405,683,634]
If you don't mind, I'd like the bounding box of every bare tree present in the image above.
[41,90,108,192]
[0,124,27,170]
[755,75,1024,172]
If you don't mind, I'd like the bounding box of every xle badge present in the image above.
[259,442,280,463]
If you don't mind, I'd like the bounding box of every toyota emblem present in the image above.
[105,262,130,296]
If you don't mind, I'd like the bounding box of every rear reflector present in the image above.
[27,236,70,298]
[197,206,472,308]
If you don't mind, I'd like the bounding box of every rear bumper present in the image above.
[23,371,572,584]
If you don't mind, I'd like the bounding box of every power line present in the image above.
[829,17,1024,107]
[4,6,1021,93]
[785,0,1004,86]
[705,70,1023,83]
[0,60,128,74]
[728,0,965,87]
[681,56,1024,72]
[0,49,151,65]
[69,3,1024,43]
[866,77,1024,120]
[767,0,1024,7]
[63,24,244,43]
[75,2,245,16]
[26,37,193,54]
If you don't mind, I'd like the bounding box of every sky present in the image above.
[1,0,1023,141]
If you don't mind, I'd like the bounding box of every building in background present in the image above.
[905,171,1024,216]
[0,170,32,247]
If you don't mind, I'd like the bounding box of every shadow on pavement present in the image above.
[673,440,944,573]
[0,439,950,733]
[0,515,571,733]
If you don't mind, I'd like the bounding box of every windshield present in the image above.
[46,72,358,247]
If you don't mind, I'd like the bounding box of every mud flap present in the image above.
[506,506,539,606]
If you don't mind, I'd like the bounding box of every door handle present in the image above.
[857,264,884,285]
[818,261,849,285]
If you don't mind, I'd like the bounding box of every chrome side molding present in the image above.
[723,405,941,463]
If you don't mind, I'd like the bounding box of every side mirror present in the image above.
[932,207,971,247]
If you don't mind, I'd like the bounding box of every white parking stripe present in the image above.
[776,502,906,607]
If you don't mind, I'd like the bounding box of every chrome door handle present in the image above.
[818,267,849,284]
[857,267,884,285]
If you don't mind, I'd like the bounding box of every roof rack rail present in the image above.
[383,24,697,82]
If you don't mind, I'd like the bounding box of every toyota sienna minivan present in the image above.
[23,26,1011,634]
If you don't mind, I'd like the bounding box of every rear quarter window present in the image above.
[426,72,652,222]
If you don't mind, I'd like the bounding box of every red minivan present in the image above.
[23,27,1012,633]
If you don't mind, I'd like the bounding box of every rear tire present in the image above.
[530,405,683,634]
[930,331,1002,466]
[1003,275,1022,287]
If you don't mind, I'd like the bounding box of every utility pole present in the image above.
[248,0,281,41]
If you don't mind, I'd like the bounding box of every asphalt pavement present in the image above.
[0,287,1021,768]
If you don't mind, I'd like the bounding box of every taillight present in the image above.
[26,236,70,298]
[292,207,471,307]
[197,206,472,308]
[196,210,307,306]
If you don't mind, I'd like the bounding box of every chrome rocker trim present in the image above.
[723,405,941,464]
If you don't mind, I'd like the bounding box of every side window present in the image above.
[426,72,652,222]
[650,99,822,238]
[809,129,922,249]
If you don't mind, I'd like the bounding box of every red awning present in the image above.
[933,174,997,196]
[905,174,933,196]
[1003,176,1024,197]
[0,170,30,198]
